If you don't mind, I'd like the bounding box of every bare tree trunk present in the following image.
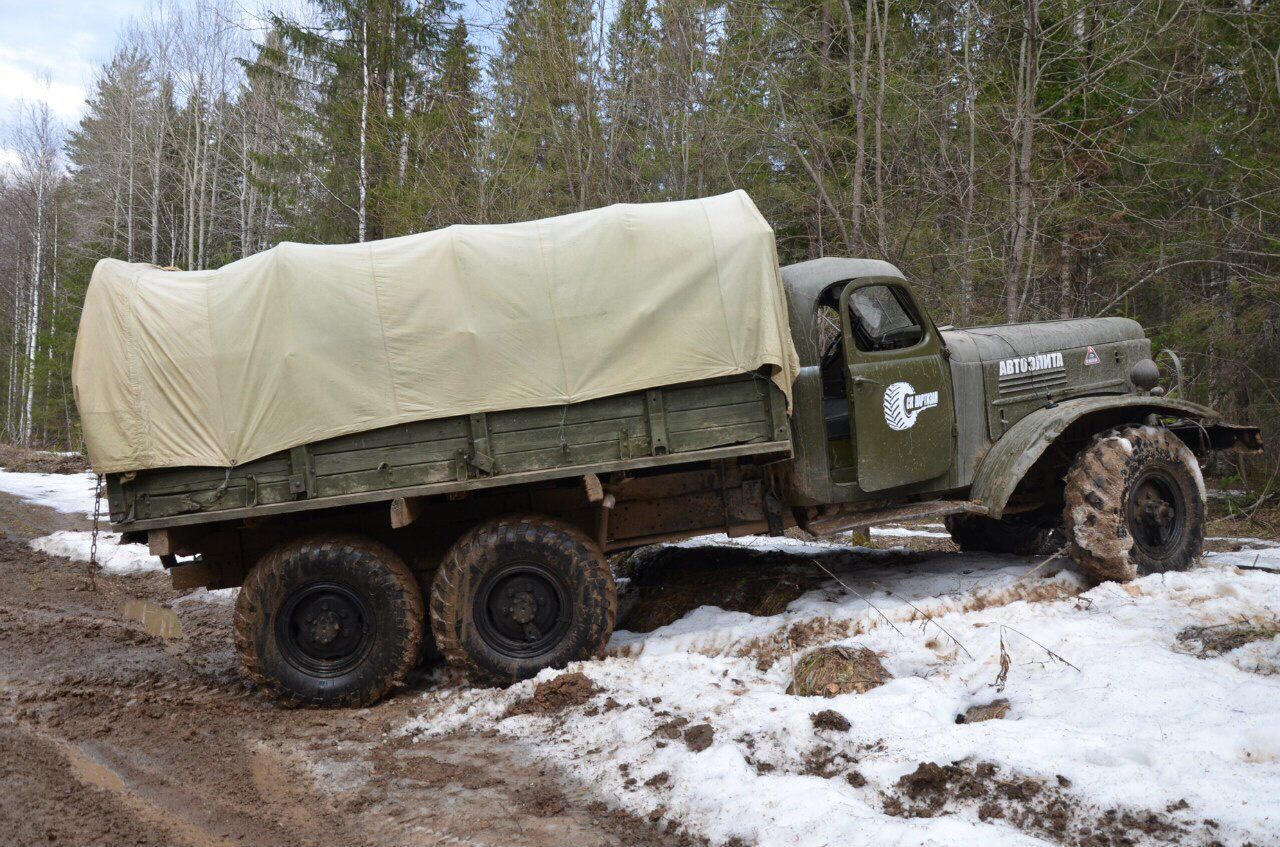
[1059,239,1073,317]
[150,126,163,264]
[873,0,887,256]
[359,15,369,243]
[840,0,873,252]
[186,103,199,267]
[16,101,58,443]
[959,0,978,326]
[201,103,224,269]
[1005,0,1037,321]
[126,96,136,262]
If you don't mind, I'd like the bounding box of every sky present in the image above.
[0,0,154,167]
[0,0,152,123]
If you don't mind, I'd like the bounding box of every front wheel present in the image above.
[234,534,424,707]
[1063,425,1205,583]
[430,515,616,686]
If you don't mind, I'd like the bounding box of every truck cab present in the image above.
[778,257,1259,550]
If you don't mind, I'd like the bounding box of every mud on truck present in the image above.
[72,191,1262,707]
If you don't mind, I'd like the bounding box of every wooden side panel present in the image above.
[108,374,791,527]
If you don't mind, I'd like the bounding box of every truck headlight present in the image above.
[1130,358,1160,392]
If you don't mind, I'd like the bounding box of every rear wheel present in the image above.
[430,515,616,686]
[234,534,424,707]
[1063,425,1205,583]
[944,513,1054,556]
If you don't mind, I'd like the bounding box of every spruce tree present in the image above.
[245,0,450,242]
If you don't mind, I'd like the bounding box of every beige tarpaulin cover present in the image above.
[73,190,799,473]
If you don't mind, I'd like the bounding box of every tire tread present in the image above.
[430,514,616,685]
[234,533,423,708]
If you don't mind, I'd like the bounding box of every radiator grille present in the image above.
[997,365,1067,398]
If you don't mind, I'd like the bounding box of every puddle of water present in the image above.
[58,739,236,847]
[122,598,184,640]
[65,743,126,793]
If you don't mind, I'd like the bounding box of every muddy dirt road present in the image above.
[0,494,673,847]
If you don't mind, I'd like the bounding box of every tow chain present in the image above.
[88,473,102,590]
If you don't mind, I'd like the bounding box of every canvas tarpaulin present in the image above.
[72,191,800,473]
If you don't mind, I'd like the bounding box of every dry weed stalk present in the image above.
[991,624,1081,692]
[809,558,904,637]
[870,580,974,660]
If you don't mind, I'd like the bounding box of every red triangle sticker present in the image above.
[1084,346,1101,366]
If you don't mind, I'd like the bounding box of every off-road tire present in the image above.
[234,534,424,707]
[1063,425,1205,583]
[430,515,616,686]
[944,513,1054,556]
[410,559,443,666]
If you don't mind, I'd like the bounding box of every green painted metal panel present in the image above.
[838,279,955,493]
[970,395,1220,518]
[106,373,791,527]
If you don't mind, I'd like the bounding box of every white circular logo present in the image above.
[883,381,939,431]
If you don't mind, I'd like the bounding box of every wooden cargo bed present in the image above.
[107,373,792,531]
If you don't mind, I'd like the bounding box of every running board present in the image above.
[805,500,987,537]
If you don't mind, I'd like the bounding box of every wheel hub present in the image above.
[1140,499,1175,528]
[1127,470,1185,558]
[509,590,538,624]
[306,607,344,646]
[277,583,372,676]
[475,565,571,658]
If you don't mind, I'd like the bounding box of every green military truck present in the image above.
[73,192,1260,707]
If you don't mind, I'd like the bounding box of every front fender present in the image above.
[970,395,1254,519]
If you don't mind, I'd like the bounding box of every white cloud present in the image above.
[0,2,143,125]
[0,60,88,120]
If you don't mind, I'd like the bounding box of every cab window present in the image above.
[848,285,923,352]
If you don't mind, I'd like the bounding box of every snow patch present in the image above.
[0,468,160,575]
[29,530,162,574]
[1207,536,1280,549]
[0,469,98,517]
[670,533,849,554]
[871,525,951,539]
[405,541,1280,847]
[172,586,239,606]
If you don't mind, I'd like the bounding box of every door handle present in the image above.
[851,376,881,388]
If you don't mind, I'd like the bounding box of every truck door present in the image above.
[839,279,954,492]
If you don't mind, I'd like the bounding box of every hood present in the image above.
[941,317,1151,439]
[941,317,1145,365]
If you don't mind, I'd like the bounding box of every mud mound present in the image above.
[810,709,851,732]
[956,699,1009,724]
[0,444,87,474]
[787,645,891,697]
[887,760,1208,844]
[1175,620,1279,657]
[506,671,601,716]
[682,723,714,752]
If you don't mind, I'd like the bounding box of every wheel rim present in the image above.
[276,582,374,677]
[1126,468,1186,559]
[473,563,572,659]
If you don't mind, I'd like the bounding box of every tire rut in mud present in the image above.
[0,517,683,847]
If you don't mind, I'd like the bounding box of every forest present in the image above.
[1,0,1277,488]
